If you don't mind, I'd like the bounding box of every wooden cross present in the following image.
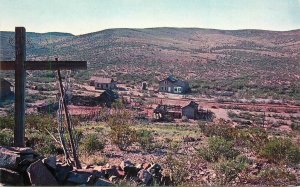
[0,27,87,147]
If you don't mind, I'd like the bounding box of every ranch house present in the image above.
[159,75,190,94]
[90,76,117,90]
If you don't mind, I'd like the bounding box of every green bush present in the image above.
[36,141,57,155]
[198,136,239,162]
[256,167,297,186]
[215,155,250,184]
[81,134,105,153]
[26,130,57,155]
[198,123,236,140]
[162,154,189,186]
[0,129,13,146]
[95,126,104,133]
[108,110,137,151]
[234,128,268,151]
[259,137,300,164]
[25,114,56,132]
[136,129,154,151]
[0,116,14,130]
[110,125,137,151]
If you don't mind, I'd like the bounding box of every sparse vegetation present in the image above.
[259,137,300,165]
[198,136,239,162]
[161,154,189,186]
[136,129,154,152]
[214,155,250,184]
[108,110,137,151]
[255,167,297,186]
[0,129,13,146]
[80,134,105,153]
[1,28,300,186]
[198,122,236,141]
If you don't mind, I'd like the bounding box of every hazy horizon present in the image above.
[1,26,300,36]
[1,0,300,35]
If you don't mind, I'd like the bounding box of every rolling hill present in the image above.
[1,27,300,99]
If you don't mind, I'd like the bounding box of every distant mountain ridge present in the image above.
[1,27,300,97]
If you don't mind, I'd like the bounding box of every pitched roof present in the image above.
[100,89,119,100]
[160,75,189,87]
[90,76,114,84]
[166,75,177,82]
[183,101,199,109]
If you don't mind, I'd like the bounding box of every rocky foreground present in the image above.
[0,146,169,186]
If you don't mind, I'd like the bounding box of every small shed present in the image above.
[98,90,119,107]
[0,78,13,99]
[182,101,199,119]
[141,81,148,90]
[37,102,59,114]
[90,76,117,90]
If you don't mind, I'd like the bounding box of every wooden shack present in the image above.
[182,101,214,121]
[182,101,199,119]
[153,104,182,121]
[98,89,119,107]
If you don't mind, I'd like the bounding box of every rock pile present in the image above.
[0,146,171,186]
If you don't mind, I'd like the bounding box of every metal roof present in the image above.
[90,76,114,84]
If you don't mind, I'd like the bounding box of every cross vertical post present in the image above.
[14,27,26,147]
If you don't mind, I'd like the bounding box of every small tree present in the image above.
[198,136,239,162]
[136,129,154,152]
[0,129,13,146]
[214,156,249,184]
[259,137,300,165]
[81,134,105,153]
[108,110,137,151]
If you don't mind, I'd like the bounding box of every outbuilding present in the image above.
[90,76,117,90]
[182,101,199,119]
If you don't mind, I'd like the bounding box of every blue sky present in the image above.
[1,0,300,35]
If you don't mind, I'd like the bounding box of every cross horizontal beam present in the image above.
[0,61,87,70]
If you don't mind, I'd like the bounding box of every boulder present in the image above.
[18,154,40,173]
[138,169,153,186]
[94,178,114,186]
[120,160,134,170]
[2,146,34,154]
[0,147,20,170]
[142,163,151,170]
[0,168,23,185]
[148,163,162,181]
[42,156,56,171]
[120,160,137,178]
[109,176,118,183]
[104,166,124,178]
[148,163,162,174]
[0,146,38,171]
[55,163,73,183]
[66,171,93,185]
[27,160,58,186]
[135,163,142,170]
